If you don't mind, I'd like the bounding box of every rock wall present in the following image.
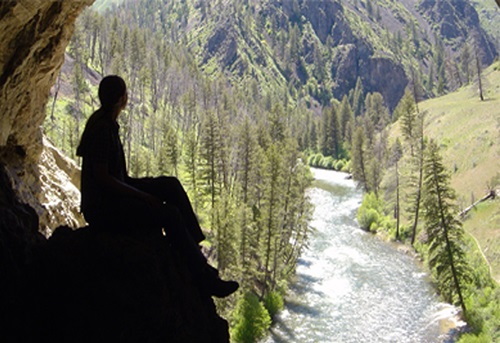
[418,0,497,65]
[0,0,92,232]
[0,4,232,342]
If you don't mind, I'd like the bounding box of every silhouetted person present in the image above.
[76,75,238,298]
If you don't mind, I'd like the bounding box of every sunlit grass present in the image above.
[389,61,500,281]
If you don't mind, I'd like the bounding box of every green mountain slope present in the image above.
[390,61,500,281]
[105,0,496,113]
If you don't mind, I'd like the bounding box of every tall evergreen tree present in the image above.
[460,43,471,85]
[422,140,471,314]
[398,88,418,157]
[319,105,340,158]
[390,139,403,240]
[367,129,388,197]
[365,92,389,131]
[183,127,200,211]
[351,125,369,192]
[260,143,284,295]
[352,77,364,117]
[339,95,354,142]
[405,112,425,246]
[200,111,223,216]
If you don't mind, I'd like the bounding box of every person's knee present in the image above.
[157,176,182,191]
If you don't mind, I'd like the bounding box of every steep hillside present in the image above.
[389,61,500,280]
[418,64,499,200]
[102,0,497,113]
[470,0,500,50]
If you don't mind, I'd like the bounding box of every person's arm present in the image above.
[92,162,162,209]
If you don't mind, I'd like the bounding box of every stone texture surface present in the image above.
[0,0,92,232]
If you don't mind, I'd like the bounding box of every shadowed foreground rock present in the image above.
[0,166,229,343]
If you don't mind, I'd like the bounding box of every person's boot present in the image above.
[202,266,239,298]
[207,277,239,298]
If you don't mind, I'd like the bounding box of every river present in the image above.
[264,168,460,343]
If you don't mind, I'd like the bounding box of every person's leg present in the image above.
[85,196,161,237]
[129,176,205,243]
[88,195,238,298]
[153,204,238,298]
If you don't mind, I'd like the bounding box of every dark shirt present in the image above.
[76,109,128,217]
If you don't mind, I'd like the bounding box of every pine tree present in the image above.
[367,129,388,197]
[165,126,180,177]
[200,111,223,215]
[319,106,330,156]
[460,43,471,84]
[237,117,258,204]
[213,189,238,274]
[339,95,354,141]
[352,77,364,117]
[260,143,284,295]
[269,103,286,143]
[405,112,425,246]
[351,125,369,192]
[365,92,389,131]
[398,88,418,157]
[309,118,318,152]
[390,139,403,240]
[422,140,471,314]
[183,127,200,212]
[319,105,340,158]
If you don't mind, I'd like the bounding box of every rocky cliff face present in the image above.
[418,0,497,65]
[0,0,90,233]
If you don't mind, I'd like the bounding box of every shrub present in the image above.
[309,153,323,167]
[321,156,336,169]
[357,192,385,232]
[342,159,352,173]
[457,332,491,343]
[307,154,316,166]
[263,291,284,319]
[334,159,346,171]
[358,208,379,231]
[231,292,271,343]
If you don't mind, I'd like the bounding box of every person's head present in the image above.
[98,75,128,113]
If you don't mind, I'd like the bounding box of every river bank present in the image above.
[264,168,459,343]
[362,207,469,341]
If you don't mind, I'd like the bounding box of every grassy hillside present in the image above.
[471,0,500,50]
[420,63,499,200]
[391,61,500,281]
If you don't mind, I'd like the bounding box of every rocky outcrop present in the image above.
[0,0,91,232]
[0,164,44,343]
[20,226,229,343]
[204,23,239,68]
[331,44,408,112]
[1,160,229,342]
[4,137,84,236]
[360,56,408,112]
[1,1,92,339]
[301,0,345,44]
[418,0,497,65]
